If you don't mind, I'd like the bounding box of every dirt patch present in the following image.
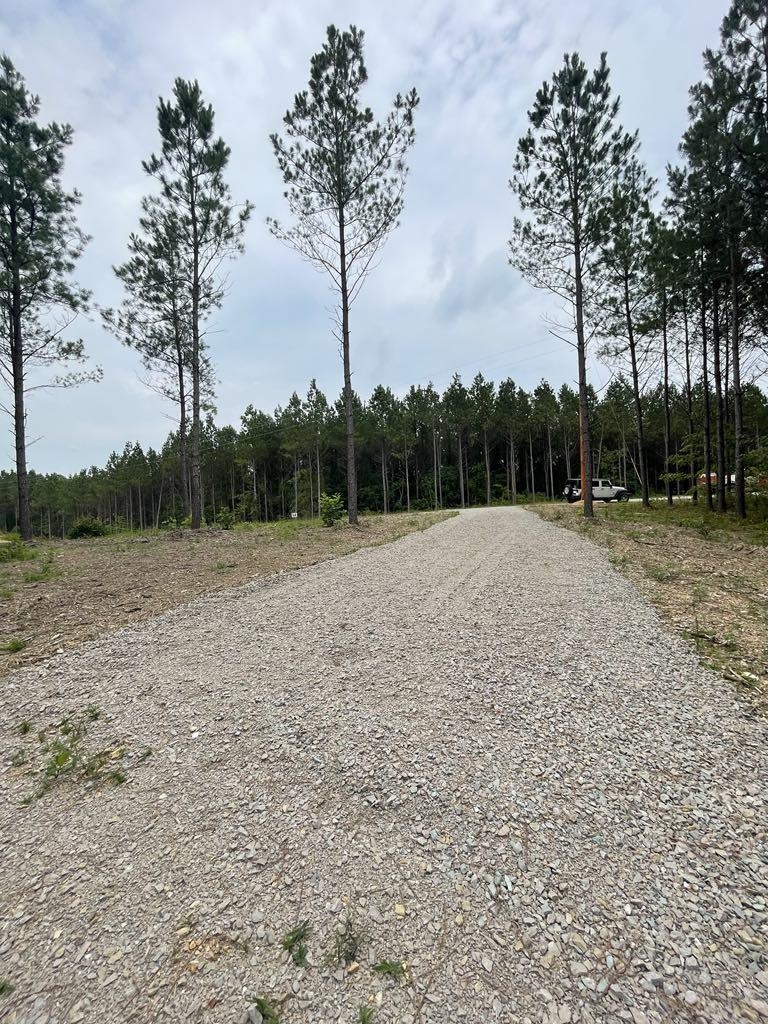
[0,511,454,677]
[534,501,768,713]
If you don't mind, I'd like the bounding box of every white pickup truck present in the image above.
[563,478,630,503]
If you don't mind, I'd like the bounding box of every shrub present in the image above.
[217,508,235,530]
[68,516,108,539]
[0,535,35,563]
[319,492,345,527]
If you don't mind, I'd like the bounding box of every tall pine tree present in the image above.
[269,25,418,525]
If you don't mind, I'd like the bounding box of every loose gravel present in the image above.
[0,507,765,1024]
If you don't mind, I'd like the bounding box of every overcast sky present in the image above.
[3,0,726,473]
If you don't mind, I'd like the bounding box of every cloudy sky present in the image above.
[3,0,725,473]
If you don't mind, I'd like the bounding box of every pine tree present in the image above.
[0,55,96,540]
[143,78,251,529]
[596,154,656,507]
[102,199,214,517]
[510,53,635,518]
[269,25,418,525]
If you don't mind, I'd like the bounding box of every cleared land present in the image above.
[1,507,765,1024]
[534,500,768,713]
[0,511,453,676]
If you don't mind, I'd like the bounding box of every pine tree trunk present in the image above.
[574,226,593,518]
[404,448,410,511]
[316,442,321,517]
[484,429,491,506]
[712,284,727,512]
[338,206,357,525]
[683,296,698,503]
[529,433,536,501]
[729,240,746,518]
[510,436,517,505]
[457,432,465,508]
[189,156,203,530]
[624,273,649,508]
[661,287,673,507]
[701,286,714,511]
[9,205,32,542]
[547,425,554,502]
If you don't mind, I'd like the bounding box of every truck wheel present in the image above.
[619,492,630,502]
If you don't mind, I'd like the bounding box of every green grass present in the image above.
[0,535,35,563]
[373,959,406,981]
[0,979,14,997]
[281,919,312,966]
[2,637,27,653]
[358,1007,376,1024]
[22,549,58,584]
[597,496,768,545]
[330,913,366,966]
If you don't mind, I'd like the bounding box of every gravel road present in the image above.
[1,508,766,1024]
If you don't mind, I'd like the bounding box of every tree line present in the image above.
[1,370,766,535]
[2,1,767,539]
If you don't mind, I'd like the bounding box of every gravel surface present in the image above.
[1,507,766,1024]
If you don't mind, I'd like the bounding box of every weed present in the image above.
[22,550,58,584]
[0,535,35,563]
[609,552,629,567]
[373,959,406,981]
[11,748,27,767]
[358,1007,376,1024]
[137,746,153,763]
[2,637,27,653]
[282,919,312,966]
[645,565,678,582]
[1,587,13,600]
[18,720,31,735]
[0,979,14,997]
[331,913,366,966]
[252,996,281,1024]
[21,707,133,804]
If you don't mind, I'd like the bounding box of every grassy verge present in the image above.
[0,510,456,676]
[534,500,768,712]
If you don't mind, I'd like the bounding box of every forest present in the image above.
[1,1,767,536]
[1,372,768,536]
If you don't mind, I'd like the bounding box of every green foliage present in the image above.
[251,996,281,1024]
[358,1007,376,1024]
[0,979,14,997]
[281,919,312,966]
[373,959,406,981]
[216,507,235,530]
[319,493,345,527]
[68,516,108,539]
[19,706,132,804]
[0,536,35,563]
[2,637,26,653]
[331,913,366,965]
